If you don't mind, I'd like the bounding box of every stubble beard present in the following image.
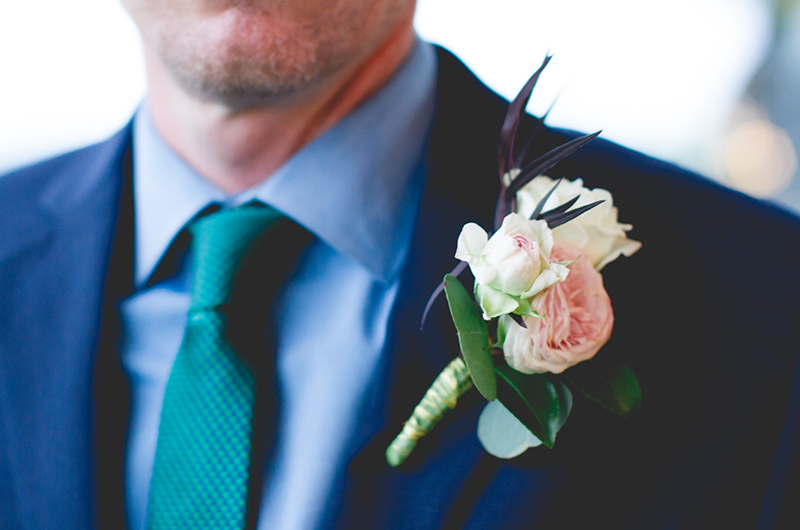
[142,3,402,109]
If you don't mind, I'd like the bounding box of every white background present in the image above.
[0,0,772,179]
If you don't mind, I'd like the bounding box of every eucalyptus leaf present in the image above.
[494,358,572,448]
[566,360,642,418]
[477,400,542,459]
[444,274,497,401]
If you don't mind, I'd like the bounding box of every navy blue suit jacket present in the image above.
[2,48,799,529]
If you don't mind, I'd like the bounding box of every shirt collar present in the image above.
[133,39,437,287]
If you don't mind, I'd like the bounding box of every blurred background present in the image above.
[1,0,799,212]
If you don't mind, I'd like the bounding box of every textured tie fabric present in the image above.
[147,203,286,530]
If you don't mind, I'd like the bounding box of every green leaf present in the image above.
[512,298,542,318]
[565,360,642,418]
[496,316,507,347]
[444,274,497,401]
[493,358,572,448]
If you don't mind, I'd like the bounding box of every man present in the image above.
[1,1,798,529]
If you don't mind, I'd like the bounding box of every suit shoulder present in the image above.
[433,45,800,248]
[0,125,132,210]
[0,126,131,262]
[541,125,800,239]
[2,127,128,193]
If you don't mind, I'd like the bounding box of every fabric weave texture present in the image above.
[147,204,284,529]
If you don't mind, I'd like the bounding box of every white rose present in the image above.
[516,176,641,270]
[455,213,569,320]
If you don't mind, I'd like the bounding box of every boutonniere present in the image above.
[386,57,642,466]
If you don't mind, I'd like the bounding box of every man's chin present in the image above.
[172,67,329,110]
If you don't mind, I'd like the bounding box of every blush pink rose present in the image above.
[501,242,614,374]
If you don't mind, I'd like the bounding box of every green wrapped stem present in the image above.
[386,356,474,467]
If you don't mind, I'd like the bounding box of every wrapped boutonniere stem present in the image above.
[386,56,642,467]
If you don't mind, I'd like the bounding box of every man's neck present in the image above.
[144,11,416,194]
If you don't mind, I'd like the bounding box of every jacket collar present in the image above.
[132,40,436,288]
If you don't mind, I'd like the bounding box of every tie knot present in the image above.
[188,202,284,309]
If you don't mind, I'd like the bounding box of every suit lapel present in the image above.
[325,47,512,529]
[328,47,633,529]
[2,52,504,528]
[331,47,800,530]
[0,126,131,529]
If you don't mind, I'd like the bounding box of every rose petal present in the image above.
[500,314,541,374]
[501,243,614,375]
[477,284,519,320]
[593,236,642,271]
[551,221,589,254]
[522,261,570,298]
[455,223,489,262]
[472,265,498,286]
[515,176,641,270]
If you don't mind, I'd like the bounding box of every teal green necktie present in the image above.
[147,204,286,530]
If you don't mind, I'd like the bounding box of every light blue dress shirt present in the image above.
[119,40,436,530]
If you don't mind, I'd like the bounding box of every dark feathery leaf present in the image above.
[510,195,518,223]
[509,313,527,329]
[538,194,579,218]
[529,178,562,220]
[542,200,604,229]
[497,55,552,178]
[493,194,507,232]
[420,261,468,331]
[505,131,601,200]
[513,92,561,168]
